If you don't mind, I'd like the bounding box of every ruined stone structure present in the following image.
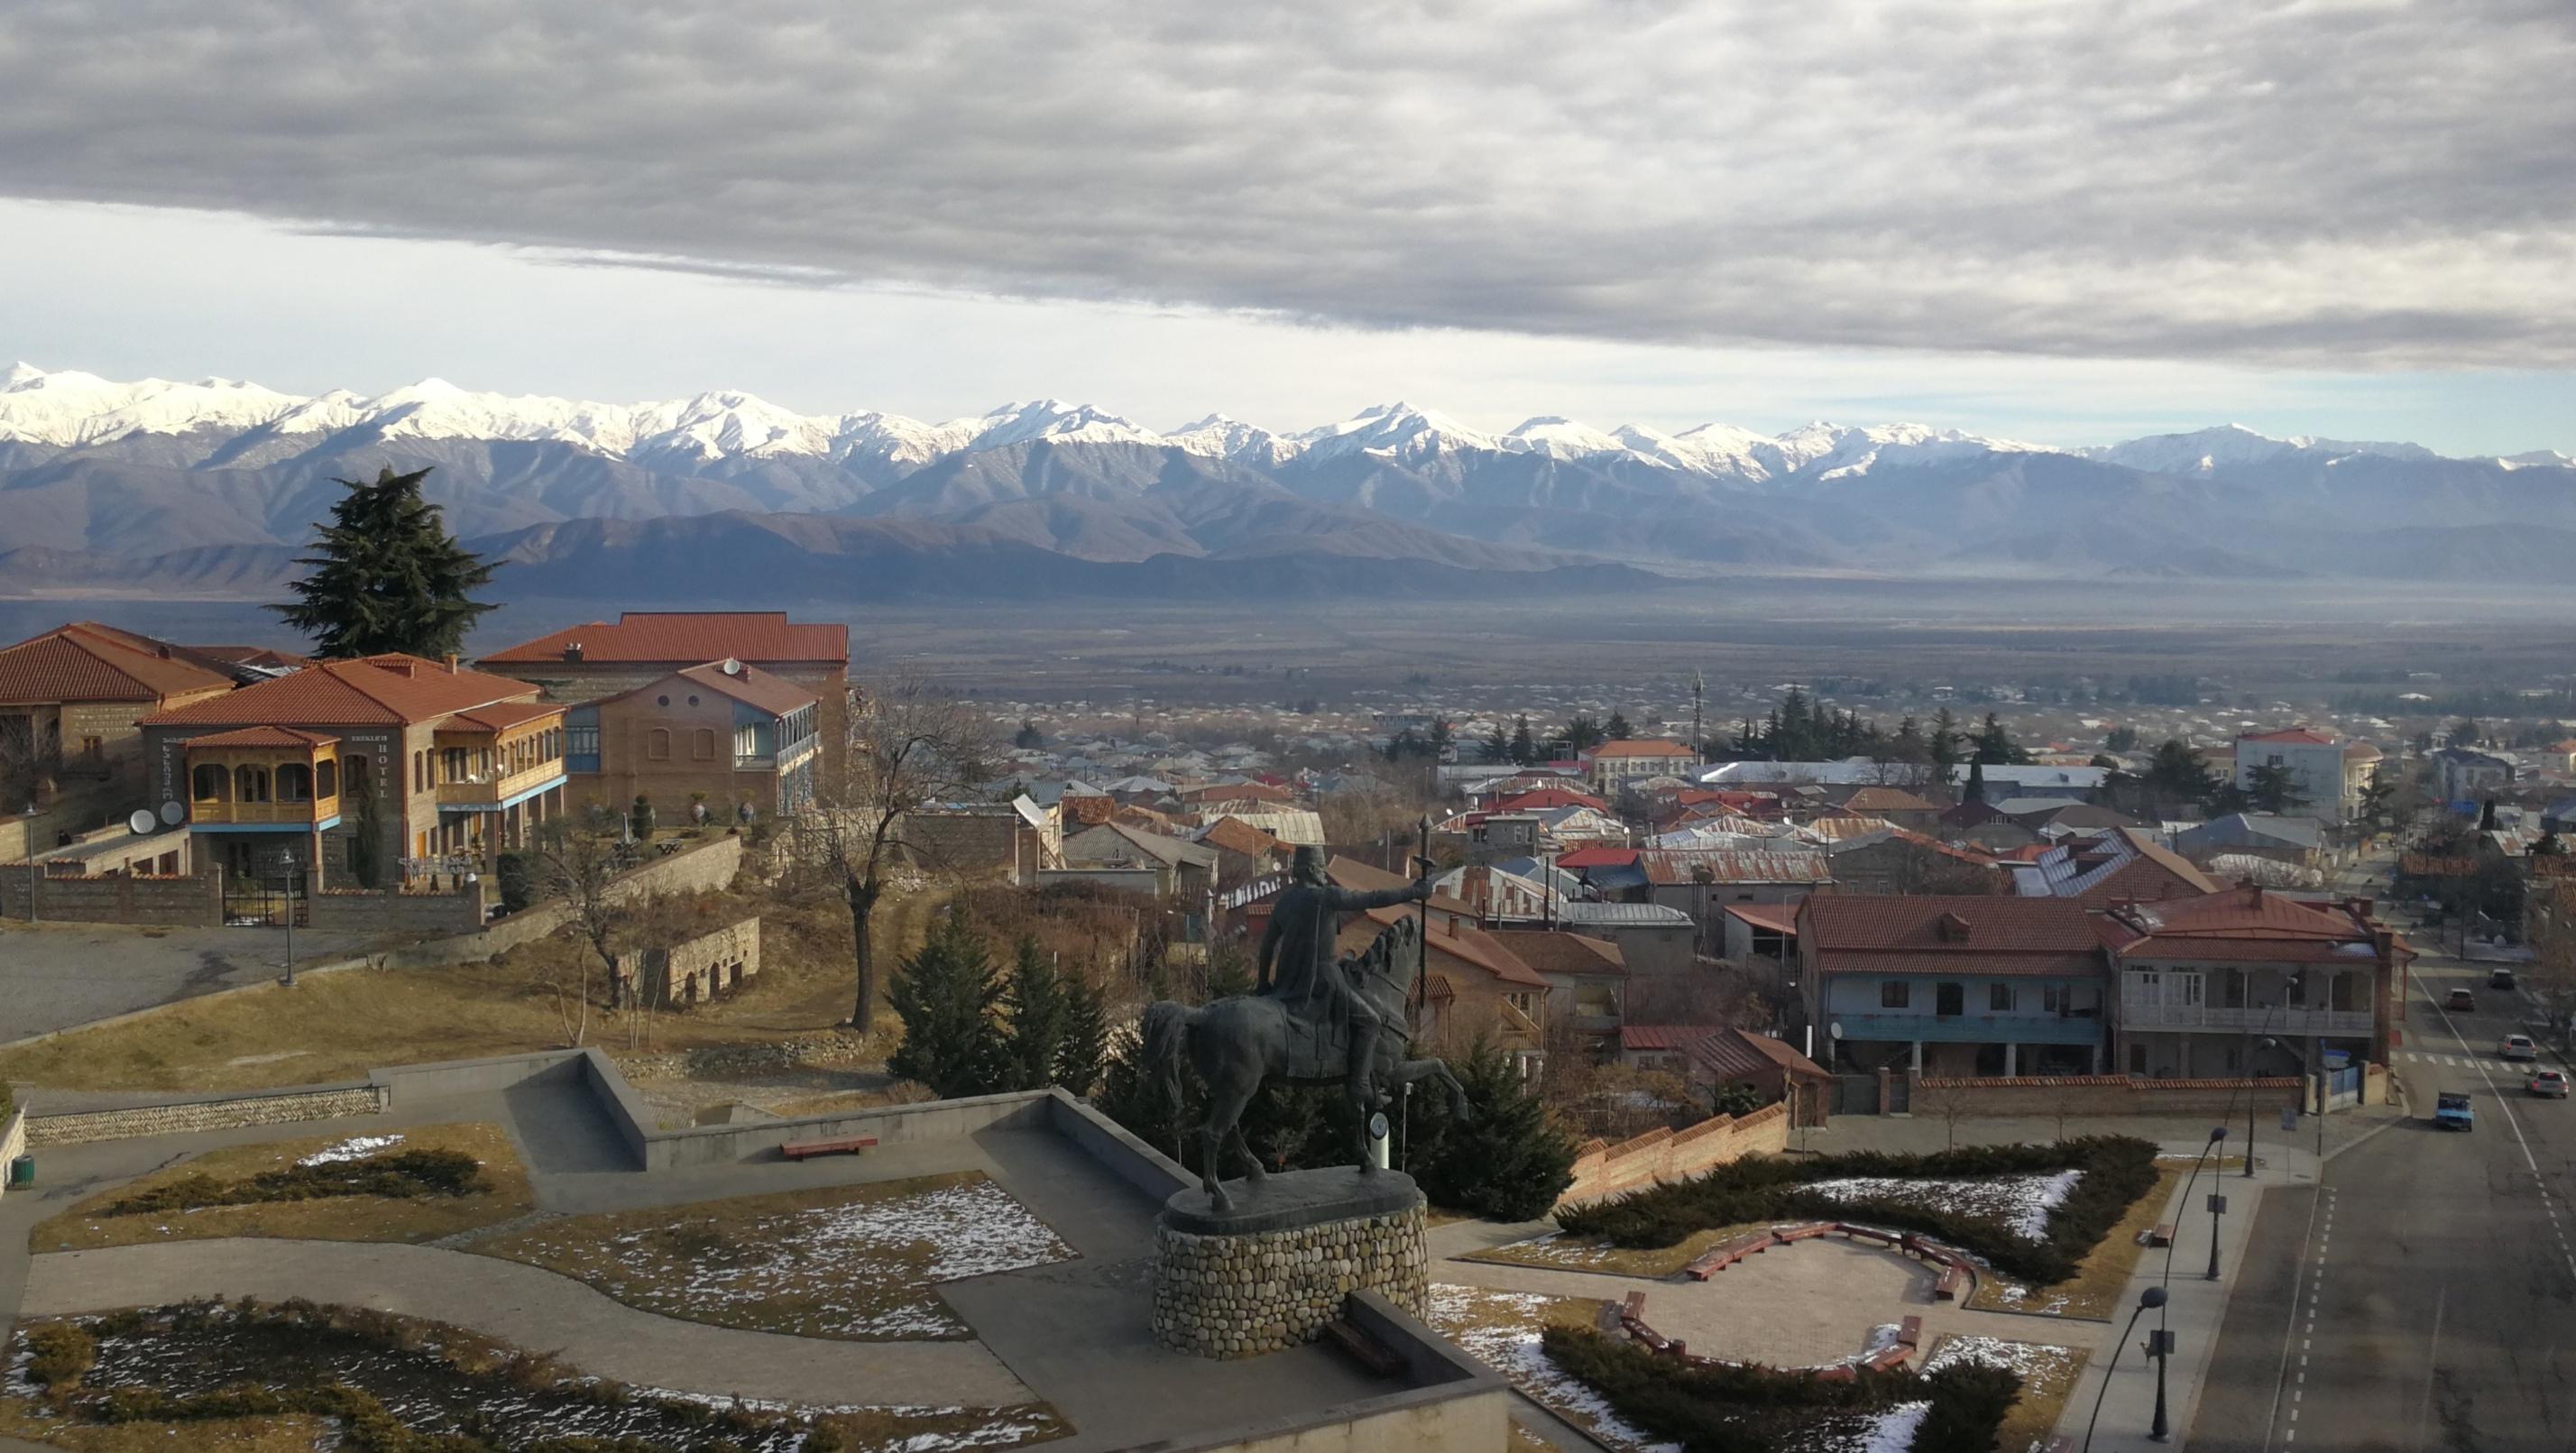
[614,916,760,1008]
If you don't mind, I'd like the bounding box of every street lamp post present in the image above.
[2248,1035,2277,1178]
[2083,1284,2170,1453]
[2205,1184,2227,1281]
[20,801,39,924]
[2150,1321,2175,1441]
[2162,1127,2228,1291]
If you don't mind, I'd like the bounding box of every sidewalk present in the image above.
[2052,1137,2316,1450]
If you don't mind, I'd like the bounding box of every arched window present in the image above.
[316,759,338,798]
[191,762,227,803]
[692,727,716,760]
[235,765,271,803]
[277,763,313,802]
[648,728,671,761]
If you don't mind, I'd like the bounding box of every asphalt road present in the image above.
[0,920,371,1043]
[2188,951,2576,1452]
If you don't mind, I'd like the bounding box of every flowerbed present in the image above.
[1552,1137,2158,1287]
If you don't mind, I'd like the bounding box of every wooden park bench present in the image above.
[1683,1233,1774,1280]
[1776,1223,1832,1243]
[1933,1264,1966,1301]
[2147,1223,2176,1248]
[1895,1315,1923,1350]
[779,1135,878,1161]
[1620,1290,1649,1325]
[1840,1224,1900,1246]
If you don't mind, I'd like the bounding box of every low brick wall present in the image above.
[308,884,486,936]
[1559,1100,1789,1208]
[0,869,224,926]
[1909,1073,2306,1118]
[24,1082,390,1147]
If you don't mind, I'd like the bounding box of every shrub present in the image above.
[102,1148,489,1217]
[1554,1135,2158,1287]
[495,851,534,914]
[23,1323,95,1389]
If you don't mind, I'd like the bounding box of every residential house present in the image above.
[1581,740,1702,795]
[2100,886,2411,1076]
[1636,849,1833,953]
[1795,895,2111,1078]
[1720,901,1799,967]
[1619,1025,1831,1127]
[0,622,239,806]
[477,612,850,764]
[1061,821,1218,899]
[1941,798,2040,853]
[1552,900,1697,980]
[1996,800,2142,841]
[904,796,1062,885]
[2010,827,2219,905]
[1819,829,2007,895]
[2174,813,2325,869]
[1193,814,1295,887]
[1490,929,1627,1054]
[2232,727,2378,826]
[1826,786,1943,832]
[565,661,820,824]
[2430,747,2515,808]
[142,655,566,888]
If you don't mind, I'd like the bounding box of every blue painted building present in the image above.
[1795,895,2111,1078]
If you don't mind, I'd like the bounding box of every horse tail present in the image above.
[1140,999,1192,1113]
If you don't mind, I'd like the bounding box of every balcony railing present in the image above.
[1826,1009,2103,1045]
[2119,1004,2375,1035]
[437,762,566,810]
[190,794,339,828]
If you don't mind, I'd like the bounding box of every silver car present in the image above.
[2499,1034,2537,1062]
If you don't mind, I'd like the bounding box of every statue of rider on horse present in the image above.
[1140,845,1473,1211]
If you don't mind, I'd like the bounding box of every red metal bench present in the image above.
[780,1135,878,1161]
[1933,1264,1966,1301]
[1683,1233,1775,1280]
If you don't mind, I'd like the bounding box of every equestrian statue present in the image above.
[1139,844,1473,1211]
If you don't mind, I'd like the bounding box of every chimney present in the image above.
[445,653,459,675]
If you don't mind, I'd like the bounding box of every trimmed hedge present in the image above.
[1553,1136,2159,1286]
[1541,1324,2020,1453]
[103,1149,488,1217]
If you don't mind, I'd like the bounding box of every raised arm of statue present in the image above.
[1322,881,1430,914]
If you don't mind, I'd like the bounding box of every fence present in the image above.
[1559,1102,1789,1207]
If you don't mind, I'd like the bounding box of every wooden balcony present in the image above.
[189,792,340,830]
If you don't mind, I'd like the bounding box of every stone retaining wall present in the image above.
[609,1029,867,1082]
[0,869,225,925]
[1154,1204,1429,1359]
[1559,1100,1790,1208]
[24,1083,389,1147]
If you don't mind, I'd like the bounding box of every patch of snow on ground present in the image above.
[1425,1284,1679,1453]
[1803,1170,2082,1239]
[296,1134,405,1167]
[1922,1334,2082,1382]
[1860,1402,1930,1452]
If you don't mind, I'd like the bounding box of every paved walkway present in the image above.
[25,1238,1036,1408]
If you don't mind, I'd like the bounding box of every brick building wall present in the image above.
[1559,1100,1790,1207]
[0,867,225,925]
[482,661,848,773]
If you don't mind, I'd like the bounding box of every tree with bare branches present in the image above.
[798,674,998,1032]
[527,802,634,1044]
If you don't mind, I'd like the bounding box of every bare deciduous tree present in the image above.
[798,674,998,1032]
[527,802,632,1044]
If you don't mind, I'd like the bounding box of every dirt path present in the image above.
[26,1238,1035,1409]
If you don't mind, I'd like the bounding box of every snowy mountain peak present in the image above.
[1167,413,1302,465]
[3,362,43,389]
[1295,401,1501,462]
[1503,416,1631,461]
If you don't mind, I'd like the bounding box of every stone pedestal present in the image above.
[1152,1167,1430,1359]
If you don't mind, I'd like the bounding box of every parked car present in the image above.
[2500,1034,2537,1062]
[2436,1090,2476,1129]
[2530,1070,2571,1099]
[2447,988,2477,1011]
[2489,968,2518,990]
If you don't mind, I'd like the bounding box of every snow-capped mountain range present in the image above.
[4,362,2574,600]
[0,363,2216,482]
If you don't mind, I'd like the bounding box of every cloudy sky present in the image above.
[3,0,2570,452]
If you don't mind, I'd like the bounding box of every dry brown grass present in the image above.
[473,1170,1074,1340]
[0,1397,331,1453]
[0,878,913,1095]
[29,1122,533,1252]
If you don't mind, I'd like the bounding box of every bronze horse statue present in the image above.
[1139,915,1473,1211]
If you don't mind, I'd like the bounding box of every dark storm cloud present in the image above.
[4,0,2570,365]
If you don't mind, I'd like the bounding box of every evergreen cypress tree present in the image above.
[1964,759,1988,803]
[1929,706,1964,783]
[1096,1024,1186,1157]
[886,910,1007,1099]
[272,466,499,658]
[1407,1037,1578,1219]
[1605,710,1633,740]
[1001,936,1071,1091]
[1508,714,1537,765]
[1891,715,1927,765]
[1481,720,1512,764]
[1054,973,1110,1095]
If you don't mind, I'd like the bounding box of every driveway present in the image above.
[0,920,373,1043]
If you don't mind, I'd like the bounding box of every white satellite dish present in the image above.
[160,799,186,826]
[127,808,158,834]
[721,658,742,676]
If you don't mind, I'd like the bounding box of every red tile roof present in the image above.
[1722,901,1799,934]
[1488,929,1627,977]
[1198,815,1292,860]
[1585,740,1698,759]
[2239,727,2337,745]
[1552,845,1640,870]
[1490,787,1609,813]
[1697,1028,1831,1082]
[0,623,237,704]
[1622,1025,1725,1053]
[2102,886,2377,955]
[181,725,338,750]
[143,655,539,728]
[1799,895,2106,976]
[477,612,848,667]
[445,700,566,733]
[1357,904,1550,988]
[672,661,819,717]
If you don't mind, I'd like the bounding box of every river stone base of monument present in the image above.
[1152,1167,1431,1359]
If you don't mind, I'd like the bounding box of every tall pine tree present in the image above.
[1404,1037,1578,1220]
[1001,936,1071,1091]
[1055,972,1110,1095]
[273,466,498,658]
[886,910,1007,1099]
